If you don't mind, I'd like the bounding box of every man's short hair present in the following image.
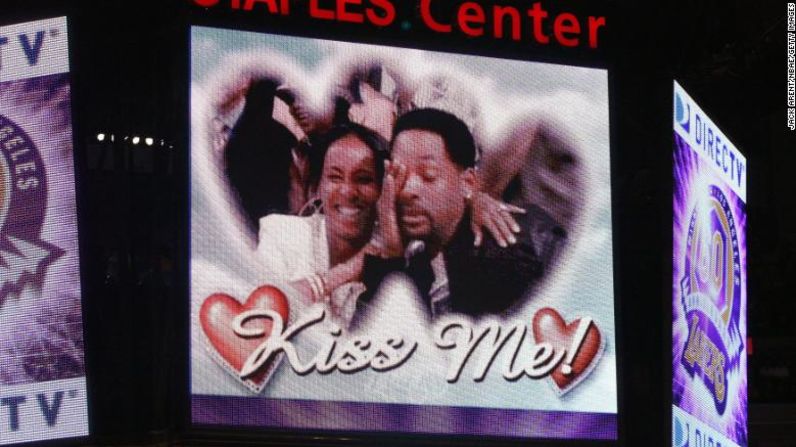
[391,108,476,168]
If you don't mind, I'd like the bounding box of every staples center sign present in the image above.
[191,0,606,48]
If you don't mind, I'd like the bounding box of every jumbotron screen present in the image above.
[672,82,747,447]
[0,17,88,445]
[190,26,617,440]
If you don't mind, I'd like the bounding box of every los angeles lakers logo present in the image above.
[680,185,742,415]
[0,114,63,305]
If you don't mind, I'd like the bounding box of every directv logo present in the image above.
[673,82,747,201]
[672,406,741,447]
[673,414,689,447]
[675,92,690,133]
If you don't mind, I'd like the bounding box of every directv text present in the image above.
[0,29,51,71]
[0,389,79,434]
[0,18,68,83]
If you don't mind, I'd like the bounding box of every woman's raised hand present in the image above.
[470,192,525,247]
[371,160,407,258]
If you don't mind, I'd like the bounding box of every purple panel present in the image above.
[0,74,85,386]
[192,395,617,440]
[673,133,747,446]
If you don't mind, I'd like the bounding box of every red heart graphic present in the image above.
[532,307,603,394]
[200,285,289,392]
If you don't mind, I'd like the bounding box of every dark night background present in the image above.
[1,0,795,446]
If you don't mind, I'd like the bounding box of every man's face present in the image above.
[391,129,474,249]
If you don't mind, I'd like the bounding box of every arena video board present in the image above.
[672,82,747,447]
[190,26,616,440]
[0,17,88,445]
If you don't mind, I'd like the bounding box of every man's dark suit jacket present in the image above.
[361,205,566,317]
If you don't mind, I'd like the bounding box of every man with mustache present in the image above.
[362,108,566,318]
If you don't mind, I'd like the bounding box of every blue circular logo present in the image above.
[683,185,741,324]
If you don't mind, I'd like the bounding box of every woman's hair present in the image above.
[306,122,389,189]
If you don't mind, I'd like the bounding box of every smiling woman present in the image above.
[318,133,381,258]
[256,122,388,326]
